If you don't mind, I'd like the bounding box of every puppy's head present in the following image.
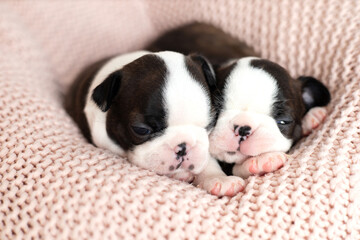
[90,51,216,179]
[210,57,330,163]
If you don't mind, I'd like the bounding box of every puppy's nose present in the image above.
[234,125,252,137]
[238,125,251,136]
[175,142,187,157]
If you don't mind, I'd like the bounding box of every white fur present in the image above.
[223,57,277,115]
[84,51,150,156]
[158,51,212,128]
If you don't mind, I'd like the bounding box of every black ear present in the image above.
[189,54,217,90]
[298,76,331,111]
[92,70,122,112]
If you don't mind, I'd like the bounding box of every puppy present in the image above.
[65,50,218,182]
[148,23,331,196]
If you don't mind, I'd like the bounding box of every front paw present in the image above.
[196,175,245,197]
[233,152,287,178]
[168,171,194,182]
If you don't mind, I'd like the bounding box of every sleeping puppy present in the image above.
[148,22,331,196]
[65,50,218,182]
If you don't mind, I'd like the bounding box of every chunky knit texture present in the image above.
[1,1,359,239]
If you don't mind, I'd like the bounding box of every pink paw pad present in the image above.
[249,159,258,174]
[262,155,285,171]
[311,117,320,128]
[262,158,273,172]
[224,183,235,197]
[302,107,327,136]
[225,182,244,197]
[210,183,221,195]
[198,175,245,197]
[314,109,326,120]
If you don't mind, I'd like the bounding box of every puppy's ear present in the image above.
[92,70,122,112]
[298,76,331,112]
[189,54,217,90]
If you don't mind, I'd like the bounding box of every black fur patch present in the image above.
[298,76,331,111]
[218,161,235,176]
[106,54,168,150]
[92,70,122,112]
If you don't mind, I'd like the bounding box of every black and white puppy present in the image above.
[65,50,218,182]
[148,23,331,196]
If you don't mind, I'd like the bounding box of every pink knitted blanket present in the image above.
[1,1,359,239]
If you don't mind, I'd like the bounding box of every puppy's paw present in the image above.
[302,107,327,136]
[168,171,194,182]
[196,175,245,197]
[233,152,287,179]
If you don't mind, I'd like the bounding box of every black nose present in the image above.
[238,125,251,137]
[176,142,187,157]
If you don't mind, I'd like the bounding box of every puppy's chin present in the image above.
[208,143,248,164]
[127,126,210,178]
[209,113,292,164]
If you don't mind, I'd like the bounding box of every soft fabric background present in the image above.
[0,1,359,239]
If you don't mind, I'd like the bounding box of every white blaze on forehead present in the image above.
[223,57,279,116]
[155,51,211,128]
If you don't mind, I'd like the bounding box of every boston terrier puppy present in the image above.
[148,22,331,196]
[65,50,218,182]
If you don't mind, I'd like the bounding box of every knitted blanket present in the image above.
[1,1,359,239]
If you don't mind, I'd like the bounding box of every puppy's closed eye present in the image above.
[131,123,153,137]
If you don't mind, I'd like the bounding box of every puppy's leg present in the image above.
[233,152,287,179]
[302,107,327,136]
[168,171,194,182]
[193,157,245,197]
